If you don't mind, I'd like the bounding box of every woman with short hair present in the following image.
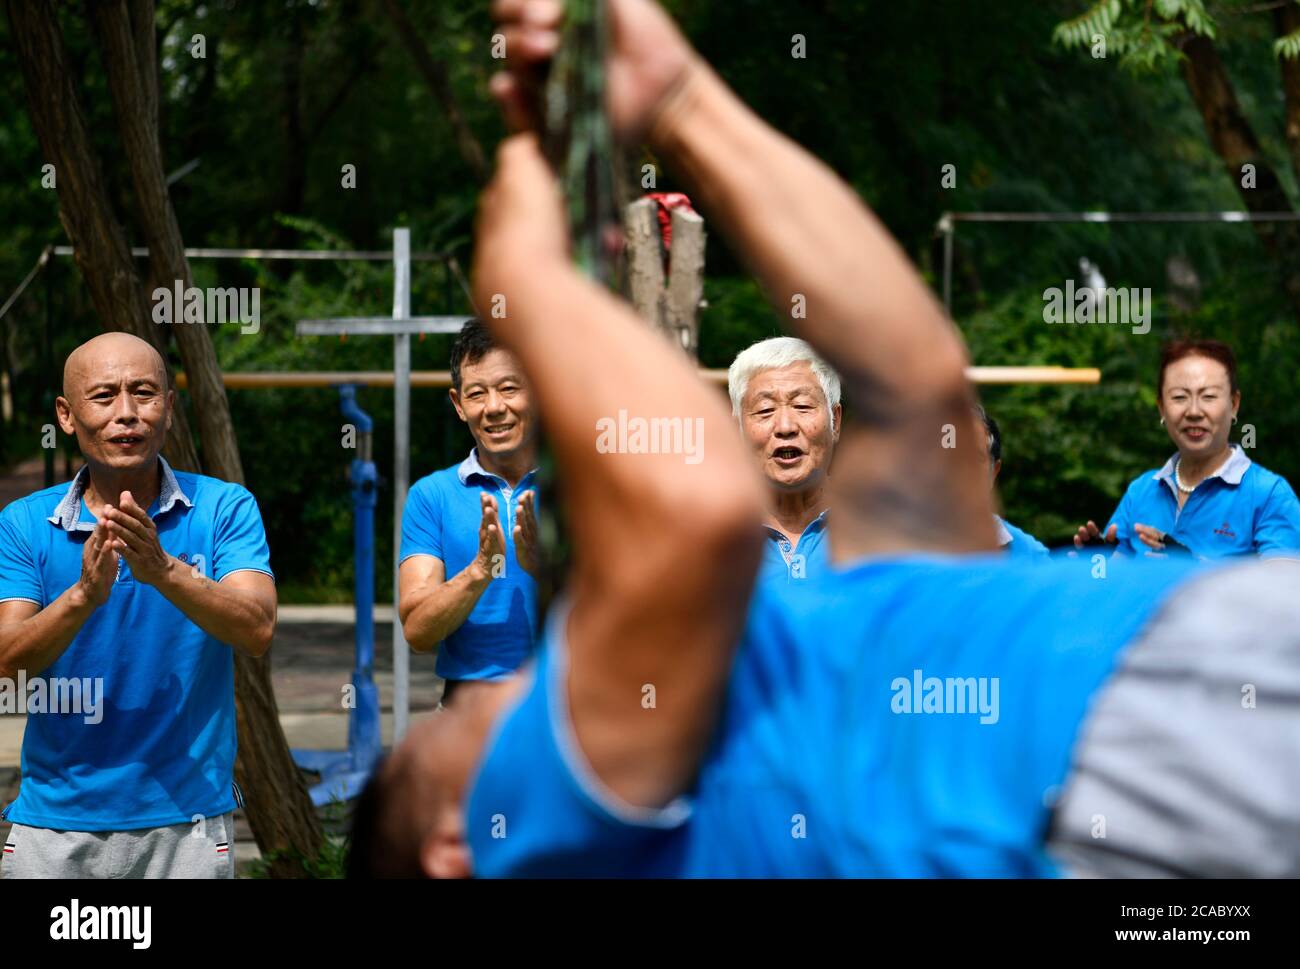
[1075,339,1300,559]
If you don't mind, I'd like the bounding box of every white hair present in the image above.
[727,336,841,430]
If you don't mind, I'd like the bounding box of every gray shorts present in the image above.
[0,812,236,879]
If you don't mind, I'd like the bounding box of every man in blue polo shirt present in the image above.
[456,0,1300,879]
[728,337,839,586]
[977,406,1050,559]
[398,319,540,704]
[0,332,276,879]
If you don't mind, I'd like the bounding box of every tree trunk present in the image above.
[11,0,324,877]
[380,0,488,183]
[1178,31,1300,324]
[623,198,705,355]
[6,0,200,472]
[1274,4,1300,181]
[273,8,307,250]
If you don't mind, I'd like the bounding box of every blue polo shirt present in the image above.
[1105,446,1300,559]
[466,553,1204,877]
[400,448,539,680]
[996,516,1049,559]
[760,510,830,586]
[0,457,273,831]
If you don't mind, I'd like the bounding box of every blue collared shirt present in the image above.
[0,456,273,831]
[466,554,1206,876]
[399,448,539,680]
[996,516,1050,559]
[760,510,830,587]
[1105,446,1300,559]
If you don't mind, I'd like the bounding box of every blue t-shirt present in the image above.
[996,516,1050,559]
[466,553,1204,877]
[1105,446,1300,559]
[399,449,539,680]
[759,511,830,587]
[0,458,273,831]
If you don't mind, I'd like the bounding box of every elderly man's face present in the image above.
[55,334,172,473]
[740,361,839,493]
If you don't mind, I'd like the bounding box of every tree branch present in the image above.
[379,0,488,183]
[1178,30,1300,324]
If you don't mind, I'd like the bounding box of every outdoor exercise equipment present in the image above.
[289,385,382,806]
[296,228,472,744]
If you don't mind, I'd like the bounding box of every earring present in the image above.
[1159,417,1165,426]
[1232,415,1238,425]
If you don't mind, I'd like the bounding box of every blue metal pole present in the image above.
[339,385,382,775]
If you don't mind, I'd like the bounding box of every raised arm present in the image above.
[648,58,996,552]
[472,134,767,809]
[494,0,994,557]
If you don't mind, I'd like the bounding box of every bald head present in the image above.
[63,332,167,400]
[56,332,173,473]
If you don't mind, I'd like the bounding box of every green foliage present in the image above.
[2,0,1298,585]
[1052,0,1215,72]
[246,798,351,879]
[1052,0,1123,50]
[1275,26,1300,61]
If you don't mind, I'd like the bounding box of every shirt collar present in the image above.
[456,447,538,489]
[994,516,1013,547]
[1153,444,1252,491]
[762,508,830,542]
[47,455,192,532]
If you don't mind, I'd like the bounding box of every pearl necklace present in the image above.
[1175,444,1232,491]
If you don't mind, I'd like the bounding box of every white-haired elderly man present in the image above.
[728,336,841,586]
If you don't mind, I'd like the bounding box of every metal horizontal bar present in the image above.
[966,366,1100,384]
[942,211,1300,224]
[296,317,472,336]
[174,366,1100,390]
[51,245,452,262]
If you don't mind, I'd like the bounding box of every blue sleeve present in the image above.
[0,504,43,606]
[1024,531,1050,559]
[210,486,274,582]
[399,478,443,564]
[1254,476,1300,559]
[465,605,691,877]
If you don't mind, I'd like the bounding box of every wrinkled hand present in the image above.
[489,0,697,141]
[77,522,119,608]
[472,493,508,582]
[102,491,172,586]
[1073,520,1118,549]
[512,490,542,578]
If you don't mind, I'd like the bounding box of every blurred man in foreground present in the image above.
[351,0,1300,878]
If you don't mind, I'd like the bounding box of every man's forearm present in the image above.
[152,560,274,656]
[403,564,492,653]
[0,586,96,680]
[650,64,969,406]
